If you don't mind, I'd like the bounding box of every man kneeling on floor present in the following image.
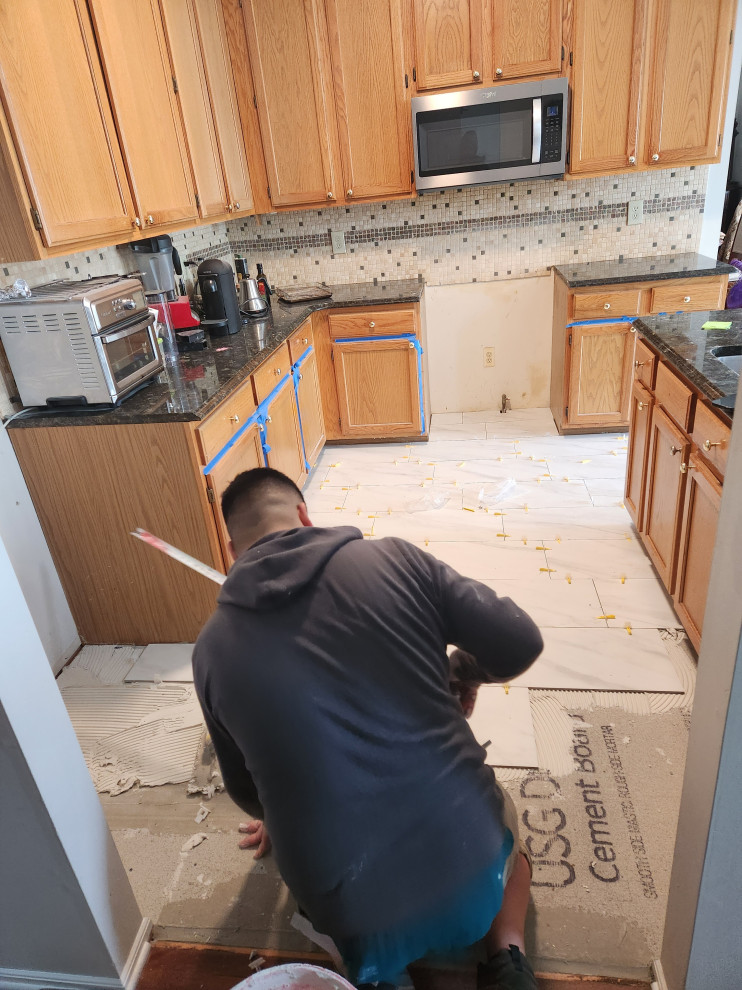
[193,467,544,990]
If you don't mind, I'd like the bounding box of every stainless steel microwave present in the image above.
[411,78,568,192]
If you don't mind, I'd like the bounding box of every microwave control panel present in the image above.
[541,97,564,165]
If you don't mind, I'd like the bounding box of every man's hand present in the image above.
[449,648,484,718]
[238,820,272,858]
[450,678,480,718]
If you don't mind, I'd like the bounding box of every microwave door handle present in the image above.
[532,98,542,164]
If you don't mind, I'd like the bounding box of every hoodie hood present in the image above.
[218,525,363,610]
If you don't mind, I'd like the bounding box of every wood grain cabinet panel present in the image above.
[197,379,258,465]
[288,323,314,363]
[333,338,422,437]
[654,361,693,432]
[325,0,413,201]
[649,277,726,315]
[571,289,643,320]
[642,405,689,593]
[193,0,254,214]
[566,322,634,429]
[328,309,416,338]
[413,0,483,90]
[674,453,723,652]
[262,381,307,487]
[205,422,264,563]
[242,0,340,208]
[633,337,657,391]
[88,0,197,228]
[253,343,292,403]
[0,0,136,248]
[160,0,227,218]
[645,0,735,167]
[492,0,562,80]
[691,401,731,479]
[294,348,326,468]
[624,379,653,531]
[569,0,647,174]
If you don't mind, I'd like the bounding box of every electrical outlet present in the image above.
[331,230,346,254]
[483,346,495,368]
[627,200,643,225]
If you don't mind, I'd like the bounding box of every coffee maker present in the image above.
[125,235,200,333]
[197,259,241,336]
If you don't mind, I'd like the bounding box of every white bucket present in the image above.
[230,963,356,990]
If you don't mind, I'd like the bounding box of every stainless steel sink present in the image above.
[710,345,742,375]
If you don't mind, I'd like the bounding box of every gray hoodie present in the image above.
[192,526,542,942]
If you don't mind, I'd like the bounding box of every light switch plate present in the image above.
[627,200,643,225]
[331,230,346,254]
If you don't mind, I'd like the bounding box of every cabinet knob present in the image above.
[302,337,308,344]
[147,214,154,224]
[233,202,240,211]
[327,191,335,200]
[409,342,415,348]
[347,189,353,197]
[652,153,659,162]
[704,439,723,451]
[634,360,645,369]
[298,373,303,381]
[638,400,645,411]
[230,415,239,424]
[473,70,481,80]
[266,415,272,424]
[628,155,636,165]
[680,462,688,474]
[369,320,375,328]
[683,295,691,303]
[670,444,681,455]
[495,68,503,77]
[132,217,142,228]
[604,302,611,310]
[630,325,637,333]
[274,368,281,376]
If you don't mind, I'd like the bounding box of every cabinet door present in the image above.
[88,0,197,227]
[674,454,722,652]
[194,0,253,214]
[492,0,562,80]
[325,0,413,201]
[243,0,340,208]
[160,0,227,218]
[263,382,307,488]
[643,406,689,593]
[0,0,136,247]
[569,0,646,174]
[413,0,483,91]
[333,338,422,437]
[296,350,326,469]
[566,322,634,429]
[624,379,654,531]
[206,423,264,564]
[645,0,735,167]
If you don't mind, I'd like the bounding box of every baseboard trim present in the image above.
[0,917,151,990]
[651,958,669,990]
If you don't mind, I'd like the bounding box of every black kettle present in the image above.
[197,259,241,336]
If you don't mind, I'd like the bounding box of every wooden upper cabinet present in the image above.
[160,0,227,218]
[413,0,483,90]
[243,0,339,207]
[0,0,135,249]
[88,0,197,228]
[569,0,646,175]
[193,0,253,214]
[644,0,735,167]
[325,0,413,201]
[492,0,562,80]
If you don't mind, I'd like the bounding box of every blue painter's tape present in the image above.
[565,316,636,327]
[291,345,314,472]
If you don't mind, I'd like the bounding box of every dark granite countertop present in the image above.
[633,309,742,415]
[554,253,735,288]
[7,279,424,429]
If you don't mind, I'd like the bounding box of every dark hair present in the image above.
[221,467,304,531]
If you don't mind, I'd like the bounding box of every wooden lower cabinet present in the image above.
[642,405,689,593]
[262,380,307,486]
[624,379,653,530]
[674,454,722,652]
[333,337,422,438]
[566,321,634,429]
[295,349,326,468]
[205,422,264,560]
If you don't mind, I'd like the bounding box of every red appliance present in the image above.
[152,297,200,331]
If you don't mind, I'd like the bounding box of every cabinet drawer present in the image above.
[691,401,731,478]
[634,338,657,390]
[197,379,257,465]
[288,322,314,363]
[328,309,416,339]
[649,278,725,314]
[252,342,291,403]
[571,289,642,320]
[655,362,694,431]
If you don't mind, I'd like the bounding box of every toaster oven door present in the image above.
[94,311,163,400]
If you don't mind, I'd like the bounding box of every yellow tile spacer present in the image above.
[620,575,626,584]
[330,462,341,467]
[363,531,373,537]
[497,533,510,538]
[556,536,562,543]
[535,546,551,551]
[424,538,430,546]
[540,567,556,573]
[522,538,528,545]
[458,461,465,467]
[536,458,546,463]
[536,477,542,484]
[492,511,507,516]
[580,459,591,463]
[515,451,522,456]
[426,477,433,481]
[625,623,633,636]
[388,508,392,515]
[524,504,529,512]
[620,502,625,509]
[463,506,475,512]
[497,456,503,462]
[610,450,618,456]
[503,684,510,695]
[357,509,362,515]
[596,614,616,620]
[335,506,344,511]
[625,534,632,541]
[566,574,572,584]
[563,476,570,482]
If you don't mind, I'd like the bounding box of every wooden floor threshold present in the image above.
[137,941,650,990]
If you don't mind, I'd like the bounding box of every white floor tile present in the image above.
[463,479,594,511]
[343,485,463,513]
[513,435,627,459]
[125,644,195,683]
[500,506,635,542]
[419,541,550,580]
[483,408,559,437]
[544,538,655,582]
[372,506,505,543]
[545,455,627,480]
[595,579,683,629]
[407,439,518,460]
[303,487,349,513]
[433,456,553,485]
[512,628,684,692]
[585,477,626,497]
[590,495,627,508]
[467,686,539,768]
[481,578,607,627]
[430,412,463,425]
[321,461,432,488]
[428,422,487,441]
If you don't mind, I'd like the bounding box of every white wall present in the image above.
[424,275,553,413]
[0,427,79,672]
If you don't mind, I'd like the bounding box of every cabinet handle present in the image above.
[495,67,503,77]
[266,415,272,424]
[638,400,645,411]
[369,320,375,328]
[704,439,723,451]
[234,202,240,211]
[132,217,142,228]
[230,415,240,424]
[604,302,611,310]
[652,153,659,162]
[347,189,353,197]
[147,214,154,225]
[628,155,636,165]
[473,70,481,80]
[670,445,681,455]
[327,191,334,200]
[683,296,691,303]
[680,462,688,474]
[634,360,646,369]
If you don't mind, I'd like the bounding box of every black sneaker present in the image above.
[477,945,538,990]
